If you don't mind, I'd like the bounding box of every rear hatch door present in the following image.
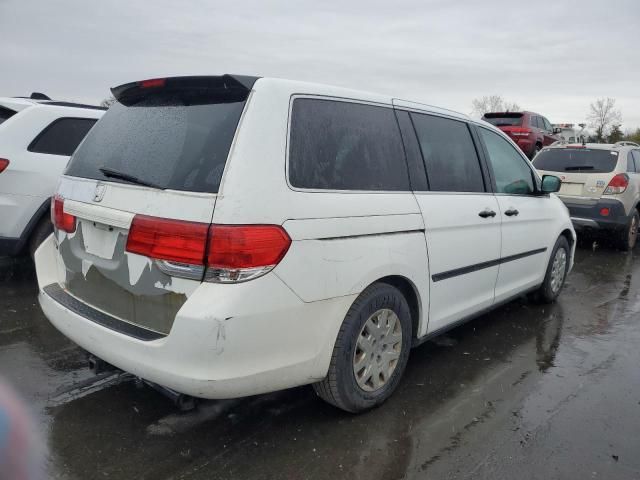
[52,76,254,336]
[533,147,620,201]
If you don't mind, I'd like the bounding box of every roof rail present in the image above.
[614,141,639,147]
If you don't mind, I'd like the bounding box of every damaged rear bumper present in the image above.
[35,235,355,399]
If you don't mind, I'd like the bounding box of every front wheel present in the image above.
[313,283,412,413]
[531,236,570,304]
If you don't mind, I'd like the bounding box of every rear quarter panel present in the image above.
[214,79,431,335]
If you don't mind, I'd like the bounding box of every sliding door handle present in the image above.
[478,209,497,218]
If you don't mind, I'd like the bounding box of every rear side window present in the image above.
[65,97,245,193]
[482,113,523,127]
[530,116,540,128]
[288,98,409,191]
[410,113,485,193]
[0,106,16,125]
[533,149,619,173]
[28,118,97,156]
[633,150,640,172]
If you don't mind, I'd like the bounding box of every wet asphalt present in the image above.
[1,241,640,480]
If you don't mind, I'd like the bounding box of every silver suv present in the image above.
[533,141,640,250]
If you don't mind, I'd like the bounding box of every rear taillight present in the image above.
[125,216,291,283]
[0,158,9,173]
[604,173,629,194]
[139,78,166,89]
[510,127,532,136]
[51,195,76,233]
[205,225,291,283]
[126,215,209,265]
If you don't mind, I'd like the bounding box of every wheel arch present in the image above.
[14,197,51,254]
[374,275,422,341]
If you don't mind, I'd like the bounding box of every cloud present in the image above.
[1,0,638,128]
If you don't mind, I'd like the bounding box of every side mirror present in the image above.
[541,175,561,194]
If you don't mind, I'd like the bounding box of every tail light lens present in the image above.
[51,195,76,233]
[205,225,291,283]
[126,215,209,265]
[604,173,629,194]
[125,216,291,283]
[510,127,532,136]
[0,158,9,173]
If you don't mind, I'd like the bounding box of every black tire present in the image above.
[313,282,412,413]
[616,210,639,251]
[532,236,570,304]
[28,216,53,259]
[530,143,542,160]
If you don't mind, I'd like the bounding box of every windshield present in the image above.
[65,96,246,193]
[482,113,523,127]
[533,148,619,173]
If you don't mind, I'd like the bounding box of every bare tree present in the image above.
[100,96,117,108]
[471,95,521,117]
[587,97,622,142]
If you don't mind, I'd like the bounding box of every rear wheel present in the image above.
[531,236,570,303]
[617,210,639,251]
[313,283,412,413]
[530,143,542,159]
[28,216,53,259]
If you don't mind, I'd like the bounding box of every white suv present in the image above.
[0,95,104,257]
[35,76,575,412]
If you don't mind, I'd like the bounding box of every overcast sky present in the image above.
[1,0,639,130]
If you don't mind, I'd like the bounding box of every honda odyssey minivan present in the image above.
[35,75,575,412]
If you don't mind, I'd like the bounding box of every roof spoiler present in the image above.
[111,75,260,106]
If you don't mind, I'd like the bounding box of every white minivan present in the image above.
[35,75,575,412]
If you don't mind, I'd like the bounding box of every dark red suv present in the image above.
[481,111,561,159]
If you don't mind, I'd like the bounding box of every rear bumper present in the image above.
[35,235,355,399]
[561,198,628,230]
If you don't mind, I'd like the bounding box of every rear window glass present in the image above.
[65,97,245,193]
[533,149,619,173]
[482,113,523,127]
[0,106,16,125]
[288,98,409,191]
[28,118,97,156]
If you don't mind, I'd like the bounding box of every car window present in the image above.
[0,106,16,126]
[529,116,539,129]
[534,148,619,173]
[28,118,97,156]
[66,97,245,193]
[288,98,409,191]
[479,128,535,195]
[633,150,640,173]
[410,113,485,193]
[542,117,552,132]
[627,152,636,173]
[482,113,523,127]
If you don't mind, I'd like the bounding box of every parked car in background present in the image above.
[534,141,640,250]
[0,94,104,257]
[482,111,561,159]
[35,75,574,413]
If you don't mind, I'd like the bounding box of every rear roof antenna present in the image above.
[30,92,51,100]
